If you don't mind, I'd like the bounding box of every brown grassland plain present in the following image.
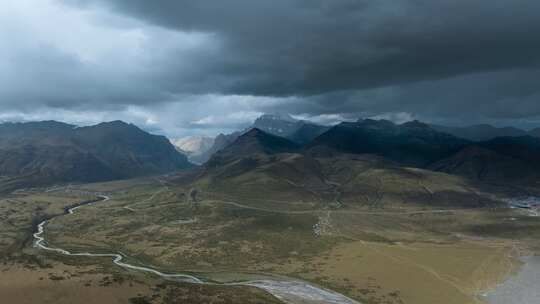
[0,186,282,304]
[37,176,540,304]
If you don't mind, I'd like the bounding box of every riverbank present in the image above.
[32,194,362,304]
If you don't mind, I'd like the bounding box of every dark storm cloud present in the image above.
[2,0,540,135]
[67,0,540,96]
[255,69,540,125]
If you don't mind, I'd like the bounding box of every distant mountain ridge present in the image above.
[193,114,329,164]
[207,128,299,166]
[193,126,501,210]
[529,128,540,138]
[253,114,330,143]
[432,135,540,182]
[190,114,540,174]
[306,119,540,182]
[202,118,540,185]
[310,119,470,167]
[431,124,538,141]
[0,120,191,185]
[3,117,539,192]
[252,114,301,138]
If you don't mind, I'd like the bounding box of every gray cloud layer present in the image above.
[1,0,540,136]
[67,0,540,95]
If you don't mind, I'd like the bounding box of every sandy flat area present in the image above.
[0,263,151,304]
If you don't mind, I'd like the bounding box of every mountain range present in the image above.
[2,116,540,194]
[199,118,540,187]
[431,123,540,141]
[178,114,329,164]
[192,126,500,210]
[0,120,191,188]
[311,119,469,167]
[434,135,540,182]
[176,114,540,167]
[252,114,330,143]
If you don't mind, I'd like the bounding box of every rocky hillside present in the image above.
[0,120,191,184]
[310,119,469,167]
[193,128,496,209]
[431,124,529,141]
[432,136,540,182]
[206,128,299,167]
[193,114,329,164]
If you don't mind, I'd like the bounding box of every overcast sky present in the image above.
[2,0,540,138]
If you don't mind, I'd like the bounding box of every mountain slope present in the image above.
[195,150,496,210]
[206,128,299,167]
[430,146,532,182]
[480,136,540,164]
[431,124,528,141]
[252,114,302,138]
[431,136,540,182]
[189,127,498,210]
[0,121,191,185]
[253,114,329,144]
[310,119,469,167]
[190,114,329,164]
[74,121,191,178]
[529,128,540,138]
[289,123,330,145]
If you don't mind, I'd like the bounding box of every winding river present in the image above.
[33,195,360,304]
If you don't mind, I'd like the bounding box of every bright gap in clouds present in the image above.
[0,94,292,138]
[0,1,292,138]
[0,0,218,111]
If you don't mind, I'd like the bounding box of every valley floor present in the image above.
[1,177,539,304]
[0,262,152,304]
